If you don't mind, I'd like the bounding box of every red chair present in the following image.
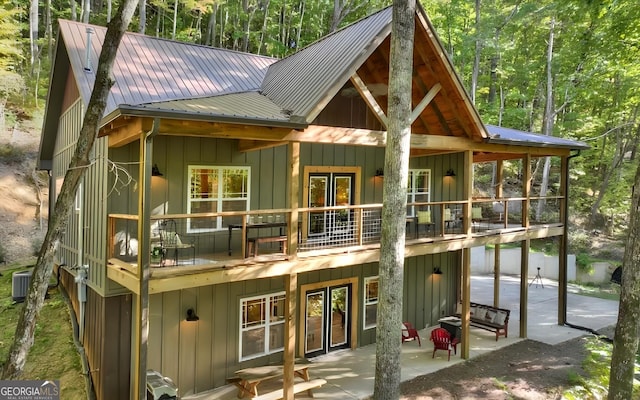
[430,327,459,361]
[401,322,421,346]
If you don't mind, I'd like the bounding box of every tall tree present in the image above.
[608,158,640,398]
[373,0,414,398]
[0,0,140,380]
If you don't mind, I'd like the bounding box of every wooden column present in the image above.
[133,119,157,399]
[494,160,503,308]
[460,149,473,359]
[558,155,569,325]
[283,273,297,400]
[288,142,300,257]
[461,247,471,359]
[519,154,532,338]
[520,238,530,338]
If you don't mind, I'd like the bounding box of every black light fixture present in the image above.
[445,168,456,177]
[186,308,199,322]
[375,168,384,177]
[152,164,163,177]
[433,267,443,275]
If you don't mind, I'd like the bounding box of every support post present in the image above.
[288,142,300,258]
[558,155,569,325]
[133,119,158,399]
[283,273,298,400]
[494,160,503,307]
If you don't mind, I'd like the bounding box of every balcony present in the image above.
[107,196,563,276]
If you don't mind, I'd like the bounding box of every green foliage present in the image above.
[562,336,640,399]
[0,267,86,397]
[0,143,26,163]
[575,253,594,274]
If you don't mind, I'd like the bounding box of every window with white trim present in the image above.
[240,292,285,361]
[187,166,250,233]
[364,276,379,329]
[407,169,431,217]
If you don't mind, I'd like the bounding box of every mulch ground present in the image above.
[399,332,604,400]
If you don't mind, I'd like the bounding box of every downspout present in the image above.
[133,118,158,399]
[558,151,610,338]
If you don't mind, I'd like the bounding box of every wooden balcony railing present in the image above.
[107,196,563,270]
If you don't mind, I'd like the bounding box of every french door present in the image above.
[304,284,351,358]
[308,173,354,238]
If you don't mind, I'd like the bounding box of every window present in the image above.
[187,166,250,232]
[407,169,431,217]
[364,276,379,329]
[240,292,285,361]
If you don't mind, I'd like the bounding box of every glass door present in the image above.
[304,284,351,358]
[308,173,354,239]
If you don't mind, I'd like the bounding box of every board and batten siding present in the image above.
[146,277,286,395]
[53,97,112,294]
[145,254,458,396]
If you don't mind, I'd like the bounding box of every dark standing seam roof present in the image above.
[486,125,589,150]
[58,19,278,116]
[261,7,393,122]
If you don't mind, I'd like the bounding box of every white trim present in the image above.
[363,276,379,330]
[239,291,286,362]
[407,169,431,217]
[186,165,250,233]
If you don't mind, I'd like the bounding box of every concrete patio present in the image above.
[184,274,619,399]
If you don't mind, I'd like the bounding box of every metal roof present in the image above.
[261,7,393,122]
[486,125,589,150]
[109,92,304,128]
[58,19,277,116]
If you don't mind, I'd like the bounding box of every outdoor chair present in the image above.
[430,327,459,361]
[159,219,195,266]
[401,322,421,346]
[472,207,489,231]
[416,210,434,238]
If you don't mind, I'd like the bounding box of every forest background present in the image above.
[1,0,639,263]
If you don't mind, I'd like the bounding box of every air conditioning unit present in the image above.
[12,270,33,302]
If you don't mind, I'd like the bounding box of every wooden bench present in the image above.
[469,302,510,341]
[247,236,287,257]
[252,378,327,400]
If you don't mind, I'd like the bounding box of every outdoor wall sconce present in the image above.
[186,308,200,322]
[433,267,443,275]
[445,168,456,177]
[375,168,384,177]
[152,164,163,177]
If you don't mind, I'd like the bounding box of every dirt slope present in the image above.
[0,117,48,264]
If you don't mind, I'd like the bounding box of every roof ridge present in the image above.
[135,90,264,106]
[274,5,392,63]
[58,19,278,62]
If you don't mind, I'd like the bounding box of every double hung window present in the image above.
[407,169,431,217]
[240,292,285,361]
[187,166,250,232]
[363,276,379,329]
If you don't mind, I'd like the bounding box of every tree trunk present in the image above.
[257,0,269,54]
[373,1,415,398]
[46,0,53,62]
[205,3,218,46]
[138,0,146,33]
[536,17,556,221]
[70,0,78,21]
[0,0,139,380]
[470,0,480,105]
[608,161,640,399]
[29,0,38,75]
[172,0,178,40]
[81,0,90,23]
